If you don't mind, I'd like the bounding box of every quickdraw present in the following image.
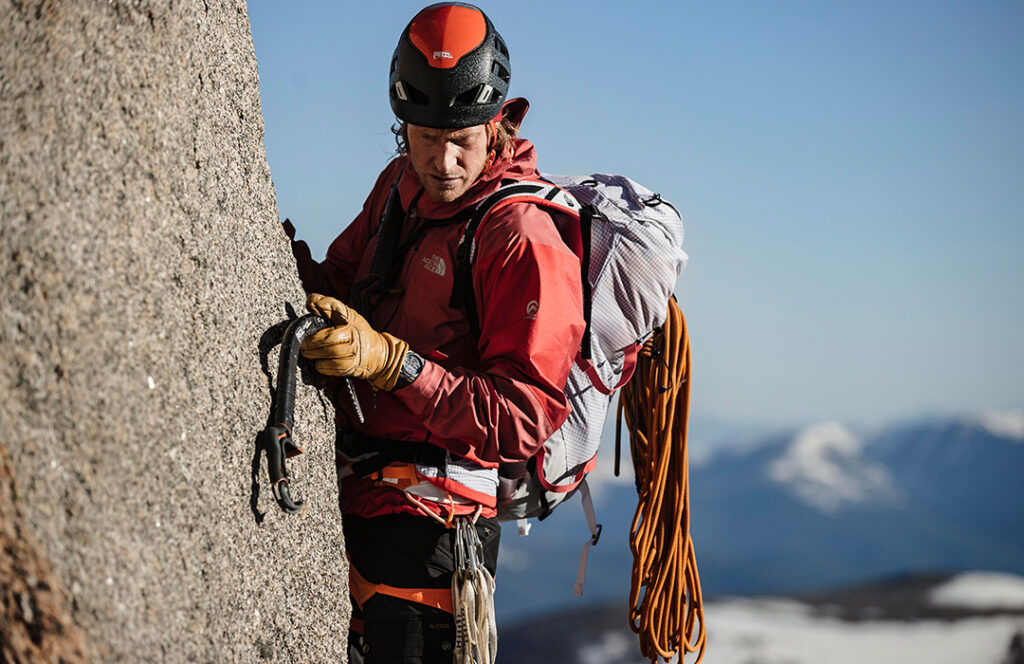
[452,516,497,664]
[260,313,363,514]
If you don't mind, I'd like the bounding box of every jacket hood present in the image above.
[396,97,538,218]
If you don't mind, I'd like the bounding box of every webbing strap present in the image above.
[449,183,545,311]
[351,176,471,318]
[579,205,595,361]
[449,179,583,340]
[350,168,411,314]
[575,341,641,395]
[516,518,532,536]
[340,432,446,477]
[574,479,602,596]
[348,558,454,613]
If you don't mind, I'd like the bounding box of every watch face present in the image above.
[402,351,424,383]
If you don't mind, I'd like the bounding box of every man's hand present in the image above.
[300,293,410,391]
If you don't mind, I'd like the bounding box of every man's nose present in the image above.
[438,142,458,172]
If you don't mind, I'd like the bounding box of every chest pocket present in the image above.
[388,224,464,343]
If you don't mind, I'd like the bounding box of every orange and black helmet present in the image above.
[389,3,511,129]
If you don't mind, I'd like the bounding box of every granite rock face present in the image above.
[1,443,89,664]
[0,1,348,661]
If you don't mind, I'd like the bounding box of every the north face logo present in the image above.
[422,254,446,276]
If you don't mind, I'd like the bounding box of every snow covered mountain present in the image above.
[493,411,1024,623]
[688,410,1024,596]
[765,420,901,512]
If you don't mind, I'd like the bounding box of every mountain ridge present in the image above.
[494,410,1024,622]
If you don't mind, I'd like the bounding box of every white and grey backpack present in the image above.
[450,174,687,590]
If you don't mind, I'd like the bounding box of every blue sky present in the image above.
[249,1,1023,428]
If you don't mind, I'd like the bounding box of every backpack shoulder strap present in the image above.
[350,165,415,314]
[449,179,587,339]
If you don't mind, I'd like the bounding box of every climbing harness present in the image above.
[619,299,706,663]
[260,313,363,514]
[344,511,498,663]
[394,499,499,663]
[452,515,498,664]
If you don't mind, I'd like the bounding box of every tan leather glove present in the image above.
[300,293,410,391]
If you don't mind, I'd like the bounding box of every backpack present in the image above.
[449,174,688,572]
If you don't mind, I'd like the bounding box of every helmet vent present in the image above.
[453,83,494,107]
[391,81,428,106]
[494,35,509,60]
[492,61,510,85]
[474,84,495,104]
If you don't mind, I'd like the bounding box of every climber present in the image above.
[287,3,584,662]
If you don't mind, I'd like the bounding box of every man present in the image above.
[289,3,584,662]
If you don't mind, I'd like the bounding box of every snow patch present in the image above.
[930,572,1024,610]
[703,597,1023,664]
[497,546,529,573]
[767,422,897,513]
[976,410,1024,442]
[578,630,634,664]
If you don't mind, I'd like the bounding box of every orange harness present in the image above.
[347,557,454,615]
[371,461,422,491]
[344,464,486,617]
[360,461,471,526]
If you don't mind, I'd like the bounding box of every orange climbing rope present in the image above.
[619,299,706,663]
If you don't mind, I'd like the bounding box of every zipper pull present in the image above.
[345,378,364,424]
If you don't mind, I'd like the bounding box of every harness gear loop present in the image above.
[404,492,453,527]
[445,492,457,528]
[620,298,706,663]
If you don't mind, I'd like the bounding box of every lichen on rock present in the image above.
[1,443,89,664]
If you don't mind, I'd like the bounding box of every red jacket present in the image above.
[292,100,585,518]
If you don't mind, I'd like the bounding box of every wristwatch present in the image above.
[395,350,425,389]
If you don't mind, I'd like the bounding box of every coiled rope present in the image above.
[619,299,706,663]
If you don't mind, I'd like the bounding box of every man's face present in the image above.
[406,123,490,203]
